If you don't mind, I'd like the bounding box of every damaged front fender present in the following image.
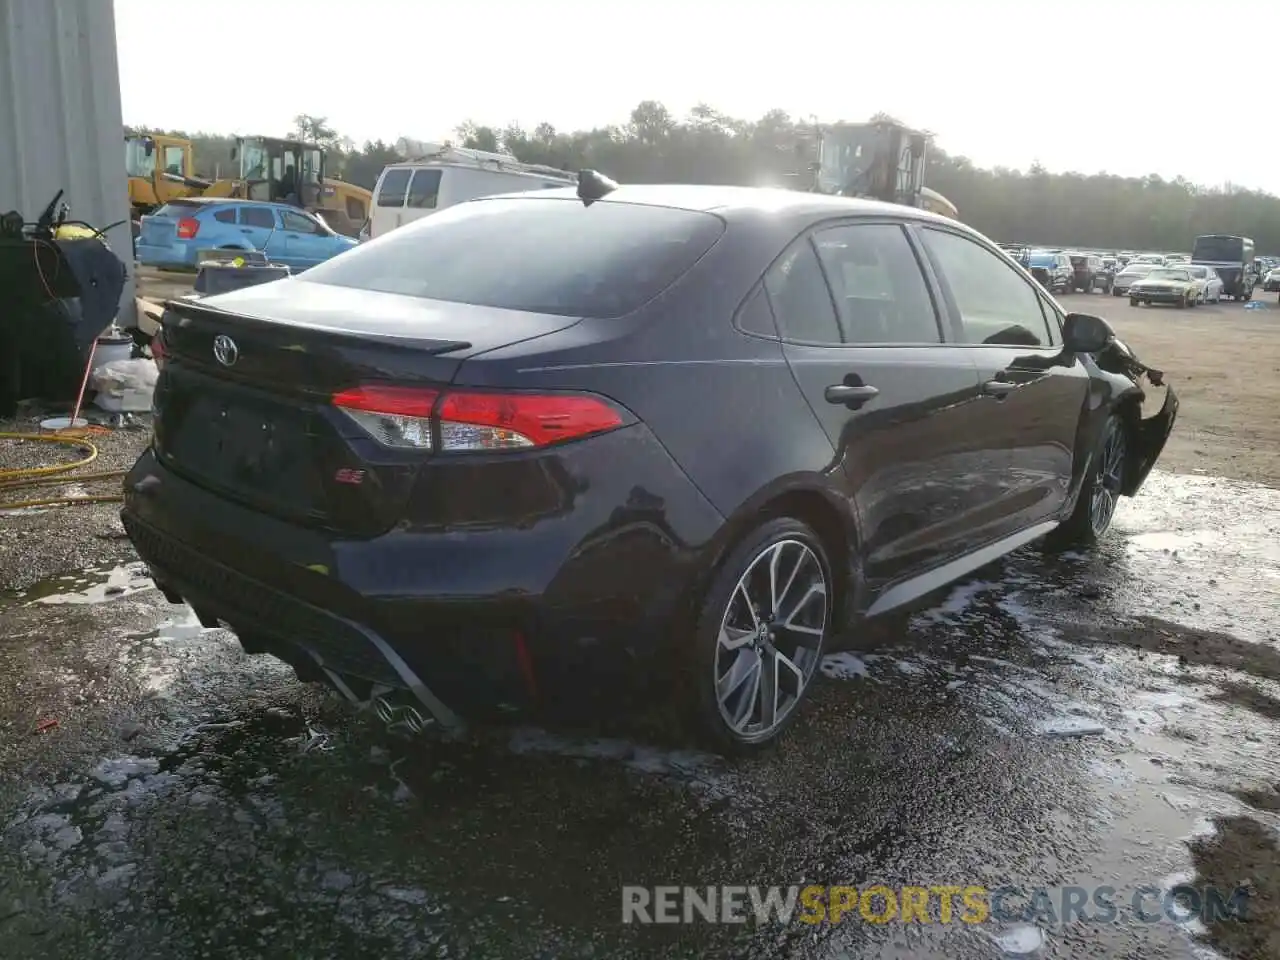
[1095,336,1178,496]
[1123,381,1178,495]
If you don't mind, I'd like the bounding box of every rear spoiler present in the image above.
[162,298,473,356]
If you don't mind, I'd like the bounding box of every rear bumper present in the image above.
[121,429,724,710]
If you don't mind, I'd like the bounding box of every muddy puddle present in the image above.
[0,470,1277,959]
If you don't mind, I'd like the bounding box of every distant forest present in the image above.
[127,103,1280,253]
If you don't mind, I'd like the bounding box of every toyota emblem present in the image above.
[213,334,239,367]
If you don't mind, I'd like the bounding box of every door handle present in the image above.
[824,383,879,404]
[240,228,253,234]
[983,379,1017,397]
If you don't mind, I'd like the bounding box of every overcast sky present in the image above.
[114,0,1276,194]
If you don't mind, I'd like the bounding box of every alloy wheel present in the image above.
[1090,421,1126,537]
[713,539,827,740]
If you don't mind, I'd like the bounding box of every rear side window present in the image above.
[763,241,841,344]
[407,169,442,209]
[812,223,940,344]
[213,208,237,224]
[377,168,411,208]
[240,207,276,229]
[300,197,726,319]
[152,202,200,219]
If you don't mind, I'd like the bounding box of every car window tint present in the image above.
[407,169,442,210]
[763,240,841,344]
[735,285,777,338]
[377,169,411,208]
[921,228,1053,347]
[213,209,237,224]
[282,210,320,234]
[240,207,276,229]
[301,197,725,319]
[812,223,940,344]
[1036,291,1062,344]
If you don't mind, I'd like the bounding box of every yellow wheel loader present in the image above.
[125,134,212,227]
[809,119,960,220]
[202,136,372,237]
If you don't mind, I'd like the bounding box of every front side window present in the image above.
[281,210,323,234]
[239,142,269,180]
[921,228,1054,347]
[377,169,412,208]
[763,240,842,344]
[811,223,940,344]
[125,139,156,178]
[302,197,725,319]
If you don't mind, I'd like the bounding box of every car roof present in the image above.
[472,183,962,228]
[166,197,296,211]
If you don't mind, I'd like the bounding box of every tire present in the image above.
[1176,294,1187,309]
[1049,413,1127,549]
[685,517,834,753]
[1130,297,1139,306]
[1242,287,1253,302]
[1113,288,1122,297]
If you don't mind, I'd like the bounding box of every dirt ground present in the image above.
[1058,290,1280,487]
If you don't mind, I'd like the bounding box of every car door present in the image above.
[278,209,331,269]
[914,224,1092,532]
[768,219,1010,590]
[237,205,278,255]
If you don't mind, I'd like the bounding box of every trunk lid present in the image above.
[155,280,583,535]
[139,216,179,246]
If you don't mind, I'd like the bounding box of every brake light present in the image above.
[176,218,200,240]
[330,385,626,452]
[151,330,167,371]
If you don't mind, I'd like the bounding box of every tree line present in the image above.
[128,103,1280,253]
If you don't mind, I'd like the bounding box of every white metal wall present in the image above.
[0,0,135,325]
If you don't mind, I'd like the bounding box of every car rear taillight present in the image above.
[332,385,439,450]
[151,330,167,371]
[176,218,200,240]
[331,385,626,452]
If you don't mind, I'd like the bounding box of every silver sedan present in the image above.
[1183,264,1224,304]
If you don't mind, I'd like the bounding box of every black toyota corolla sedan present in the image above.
[123,178,1177,751]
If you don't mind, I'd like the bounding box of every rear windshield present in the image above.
[1192,236,1244,261]
[301,197,727,318]
[1119,263,1155,275]
[152,202,201,219]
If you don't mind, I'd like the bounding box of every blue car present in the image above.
[135,198,357,271]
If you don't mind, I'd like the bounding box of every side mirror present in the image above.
[144,141,154,158]
[1062,313,1115,354]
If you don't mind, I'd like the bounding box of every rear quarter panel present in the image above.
[453,217,839,523]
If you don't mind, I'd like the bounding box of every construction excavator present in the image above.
[200,136,373,237]
[807,118,959,220]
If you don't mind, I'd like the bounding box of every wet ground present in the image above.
[1,471,1277,959]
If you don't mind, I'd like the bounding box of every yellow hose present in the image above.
[0,432,126,509]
